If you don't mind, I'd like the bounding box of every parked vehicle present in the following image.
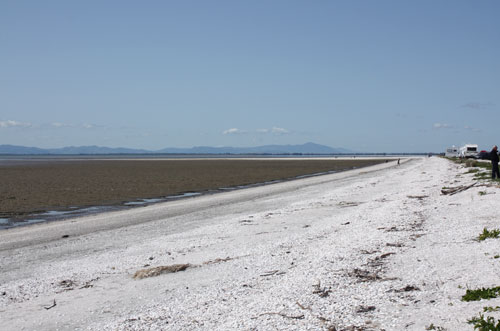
[459,144,478,158]
[445,146,459,157]
[475,150,491,160]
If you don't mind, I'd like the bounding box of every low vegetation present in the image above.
[475,172,493,180]
[462,286,500,302]
[478,228,500,241]
[467,313,500,330]
[446,157,500,182]
[460,159,491,169]
[461,160,497,181]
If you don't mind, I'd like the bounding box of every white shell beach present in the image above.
[1,157,499,330]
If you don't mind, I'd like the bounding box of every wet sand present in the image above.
[0,158,387,218]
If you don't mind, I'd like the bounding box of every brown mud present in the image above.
[0,159,387,218]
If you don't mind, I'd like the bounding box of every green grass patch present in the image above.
[475,172,492,180]
[484,306,500,313]
[460,159,493,169]
[479,191,487,196]
[474,162,493,170]
[467,313,500,330]
[445,157,499,182]
[462,286,500,302]
[425,323,445,330]
[479,228,500,241]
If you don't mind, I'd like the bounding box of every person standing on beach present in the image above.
[491,145,499,179]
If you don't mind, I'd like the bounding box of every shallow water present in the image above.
[123,192,203,206]
[124,198,165,206]
[0,206,120,230]
[0,191,207,230]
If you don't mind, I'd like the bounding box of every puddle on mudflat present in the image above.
[124,198,164,206]
[0,206,122,230]
[41,210,71,216]
[165,192,201,199]
[0,217,54,230]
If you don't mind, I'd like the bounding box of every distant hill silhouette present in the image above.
[0,145,149,155]
[156,143,351,154]
[0,142,353,155]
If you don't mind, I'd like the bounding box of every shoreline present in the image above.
[1,157,499,330]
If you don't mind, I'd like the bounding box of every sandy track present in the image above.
[1,157,499,330]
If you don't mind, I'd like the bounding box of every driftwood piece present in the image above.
[356,305,376,313]
[203,257,233,265]
[133,263,192,279]
[441,182,477,195]
[79,277,100,289]
[44,299,56,310]
[338,201,360,208]
[134,256,239,280]
[58,279,75,292]
[386,242,403,247]
[395,285,420,292]
[252,312,305,320]
[296,301,312,311]
[349,268,398,282]
[260,270,280,277]
[312,280,331,297]
[407,195,429,200]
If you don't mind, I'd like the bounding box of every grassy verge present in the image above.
[445,156,500,182]
[463,160,491,180]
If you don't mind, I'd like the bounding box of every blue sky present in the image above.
[1,1,498,152]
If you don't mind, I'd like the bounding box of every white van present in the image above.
[445,146,459,157]
[459,144,478,158]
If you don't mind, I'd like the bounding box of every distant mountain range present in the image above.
[0,143,352,155]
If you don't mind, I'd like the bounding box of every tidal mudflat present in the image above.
[0,158,386,221]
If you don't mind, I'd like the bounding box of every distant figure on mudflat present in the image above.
[491,145,499,179]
